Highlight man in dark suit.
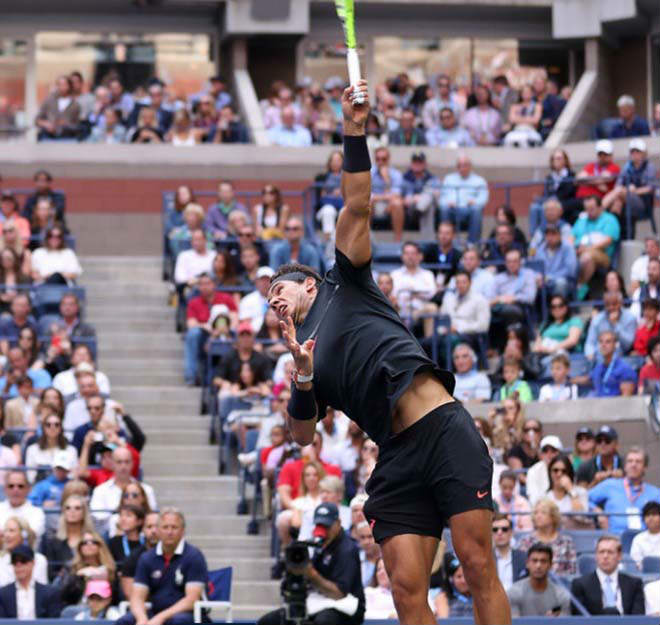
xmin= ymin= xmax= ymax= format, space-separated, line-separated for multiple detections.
xmin=0 ymin=545 xmax=61 ymax=618
xmin=492 ymin=513 xmax=527 ymax=591
xmin=570 ymin=534 xmax=645 ymax=615
xmin=127 ymin=82 xmax=173 ymax=135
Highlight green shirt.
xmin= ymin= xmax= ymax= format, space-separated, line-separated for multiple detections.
xmin=572 ymin=211 xmax=620 ymax=258
xmin=541 ymin=316 xmax=584 ymax=349
xmin=500 ymin=380 xmax=533 ymax=403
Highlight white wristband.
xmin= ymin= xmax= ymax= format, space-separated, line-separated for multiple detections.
xmin=295 ymin=372 xmax=314 ymax=384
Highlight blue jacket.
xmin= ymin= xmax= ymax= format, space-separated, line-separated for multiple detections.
xmin=269 ymin=240 xmax=323 ymax=274
xmin=28 ymin=474 xmax=68 ymax=507
xmin=534 ymin=241 xmax=577 ymax=282
xmin=0 ymin=581 xmax=61 ymax=618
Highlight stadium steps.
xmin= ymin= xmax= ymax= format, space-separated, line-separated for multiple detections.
xmin=80 ymin=256 xmax=279 ymax=620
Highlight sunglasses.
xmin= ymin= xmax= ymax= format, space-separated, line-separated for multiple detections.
xmin=81 ymin=539 xmax=100 ymax=546
xmin=524 ymin=426 xmax=541 ymax=433
xmin=65 ymin=505 xmax=82 ymax=511
xmin=48 ymin=233 xmax=62 ymax=239
xmin=12 ymin=558 xmax=30 ymax=565
xmin=576 ymin=434 xmax=593 ymax=441
xmin=550 ymin=303 xmax=566 ymax=309
xmin=492 ymin=526 xmax=511 ymax=533
xmin=44 ymin=421 xmax=61 ymax=428
xmin=541 ymin=446 xmax=558 ymax=453
xmin=551 ymin=467 xmax=566 ymax=474
xmin=596 ymin=437 xmax=612 ymax=444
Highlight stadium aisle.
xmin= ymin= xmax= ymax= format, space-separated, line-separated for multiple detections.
xmin=80 ymin=256 xmax=278 ymax=620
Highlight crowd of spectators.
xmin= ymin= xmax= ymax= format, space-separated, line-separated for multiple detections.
xmin=34 ymin=71 xmax=248 ymax=144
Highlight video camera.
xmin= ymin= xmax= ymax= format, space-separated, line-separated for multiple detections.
xmin=280 ymin=539 xmax=323 ymax=624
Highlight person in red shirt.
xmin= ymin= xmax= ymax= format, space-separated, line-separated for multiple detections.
xmin=633 ymin=298 xmax=660 ymax=356
xmin=575 ymin=139 xmax=621 ymax=200
xmin=184 ymin=272 xmax=237 ymax=385
xmin=638 ymin=335 xmax=660 ymax=393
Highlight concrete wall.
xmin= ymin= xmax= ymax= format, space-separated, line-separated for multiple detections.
xmin=612 ymin=37 xmax=649 ymax=118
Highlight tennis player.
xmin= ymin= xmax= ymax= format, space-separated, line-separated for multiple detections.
xmin=268 ymin=80 xmax=511 ymax=625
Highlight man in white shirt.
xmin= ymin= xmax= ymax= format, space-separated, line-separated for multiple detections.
xmin=63 ymin=370 xmax=115 ymax=432
xmin=441 ymin=270 xmax=490 ymax=337
xmin=0 ymin=471 xmax=45 ymax=540
xmin=449 ymin=247 xmax=495 ymax=301
xmin=238 ymin=266 xmax=273 ymax=333
xmin=173 ymin=229 xmax=215 ymax=287
xmin=356 ymin=520 xmax=381 ymax=587
xmin=645 ymin=579 xmax=660 ymax=615
xmin=89 ymin=447 xmax=157 ymax=532
xmin=630 ymin=257 xmax=660 ymax=318
xmin=526 ymin=436 xmax=562 ymax=506
xmin=630 ymin=501 xmax=660 ymax=568
xmin=451 ymin=343 xmax=491 ymax=403
xmin=53 ymin=344 xmax=110 ymax=398
xmin=630 ymin=236 xmax=660 ymax=292
xmin=391 ymin=241 xmax=436 ymax=336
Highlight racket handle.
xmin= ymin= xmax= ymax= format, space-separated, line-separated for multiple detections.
xmin=347 ymin=48 xmax=364 ymax=104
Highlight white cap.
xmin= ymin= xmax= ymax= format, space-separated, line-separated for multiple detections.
xmin=595 ymin=139 xmax=613 ymax=155
xmin=629 ymin=138 xmax=647 ymax=152
xmin=256 ymin=266 xmax=275 ymax=279
xmin=53 ymin=449 xmax=74 ymax=471
xmin=209 ymin=304 xmax=230 ymax=326
xmin=540 ymin=435 xmax=563 ymax=451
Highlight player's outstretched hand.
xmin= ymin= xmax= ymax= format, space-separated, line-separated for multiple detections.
xmin=341 ymin=79 xmax=369 ymax=129
xmin=280 ymin=315 xmax=315 ymax=377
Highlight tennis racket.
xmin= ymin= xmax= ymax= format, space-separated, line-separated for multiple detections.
xmin=333 ymin=0 xmax=364 ymax=104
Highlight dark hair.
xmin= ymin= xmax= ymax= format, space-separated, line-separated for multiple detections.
xmin=33 ymin=169 xmax=53 ymax=182
xmin=642 ymin=297 xmax=660 ymax=311
xmin=548 ymin=294 xmax=571 ymax=324
xmin=38 ymin=412 xmax=67 ymax=451
xmin=605 ymin=270 xmax=628 ymax=297
xmin=118 ymin=503 xmax=146 ymax=525
xmin=647 ymin=335 xmax=660 ymax=357
xmin=44 ymin=225 xmax=66 ymax=250
xmin=496 ymin=205 xmax=517 ymax=226
xmin=39 ymin=387 xmax=65 ymax=418
xmin=0 ymin=247 xmax=24 ymax=283
xmin=583 ymin=194 xmax=601 ymax=207
xmin=549 ymin=149 xmax=571 ymax=172
xmin=547 ymin=453 xmax=575 ymax=489
xmin=270 ymin=263 xmax=322 ymax=287
xmin=261 ymin=184 xmax=282 ymax=207
xmin=492 ymin=511 xmax=512 ymax=529
xmin=493 ymin=75 xmax=509 ymax=87
xmin=212 ymin=249 xmax=238 ymax=286
xmin=499 ymin=470 xmax=518 ymax=484
xmin=506 ymin=322 xmax=530 ymax=355
xmin=174 ymin=185 xmax=196 ymax=212
xmin=70 ymin=71 xmax=83 ymax=82
xmin=527 ymin=542 xmax=553 ymax=561
xmin=642 ymin=501 xmax=660 ymax=517
xmin=454 ymin=270 xmax=471 ymax=282
xmin=15 ymin=375 xmax=32 ymax=388
xmin=409 ymin=84 xmax=430 ymax=110
xmin=402 ymin=241 xmax=421 ymax=254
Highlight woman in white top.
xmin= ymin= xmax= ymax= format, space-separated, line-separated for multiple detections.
xmin=31 ymin=225 xmax=82 ymax=284
xmin=630 ymin=501 xmax=660 ymax=568
xmin=545 ymin=454 xmax=589 ymax=529
xmin=24 ymin=409 xmax=77 ymax=483
xmin=503 ymin=84 xmax=543 ymax=148
xmin=0 ymin=516 xmax=48 ymax=585
xmin=251 ymin=184 xmax=290 ymax=240
xmin=167 ymin=109 xmax=199 ymax=146
xmin=365 ymin=558 xmax=397 ymax=619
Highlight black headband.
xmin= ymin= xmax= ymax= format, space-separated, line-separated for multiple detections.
xmin=270 ymin=271 xmax=311 ymax=287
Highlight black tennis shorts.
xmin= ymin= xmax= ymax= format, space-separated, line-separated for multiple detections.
xmin=363 ymin=401 xmax=493 ymax=543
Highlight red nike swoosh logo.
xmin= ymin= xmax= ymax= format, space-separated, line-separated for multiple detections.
xmin=477 ymin=490 xmax=489 ymax=499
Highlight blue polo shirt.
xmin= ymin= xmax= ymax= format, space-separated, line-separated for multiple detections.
xmin=588 ymin=478 xmax=660 ymax=534
xmin=28 ymin=473 xmax=68 ymax=507
xmin=590 ymin=357 xmax=636 ymax=397
xmin=0 ymin=368 xmax=52 ymax=397
xmin=134 ymin=539 xmax=208 ymax=614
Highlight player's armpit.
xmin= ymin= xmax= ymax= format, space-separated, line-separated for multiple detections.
xmin=336 ymin=169 xmax=371 ymax=267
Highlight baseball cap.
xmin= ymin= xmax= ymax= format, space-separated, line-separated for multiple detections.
xmin=75 ymin=362 xmax=95 ymax=376
xmin=596 ymin=425 xmax=618 ymax=441
xmin=629 ymin=138 xmax=647 ymax=153
xmin=10 ymin=544 xmax=34 ymax=564
xmin=209 ymin=304 xmax=230 ymax=326
xmin=575 ymin=427 xmax=594 ymax=439
xmin=411 ymin=152 xmax=426 ymax=162
xmin=595 ymin=139 xmax=613 ymax=155
xmin=540 ymin=435 xmax=563 ymax=451
xmin=53 ymin=449 xmax=74 ymax=471
xmin=237 ymin=320 xmax=254 ymax=335
xmin=85 ymin=580 xmax=112 ymax=599
xmin=256 ymin=266 xmax=275 ymax=280
xmin=313 ymin=502 xmax=339 ymax=527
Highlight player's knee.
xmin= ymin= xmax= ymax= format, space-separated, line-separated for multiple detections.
xmin=390 ymin=572 xmax=427 ymax=613
xmin=460 ymin=548 xmax=493 ymax=588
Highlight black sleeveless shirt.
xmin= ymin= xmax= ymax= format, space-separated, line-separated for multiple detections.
xmin=295 ymin=249 xmax=455 ymax=445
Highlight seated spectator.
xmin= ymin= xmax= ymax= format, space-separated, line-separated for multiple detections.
xmin=401 ymin=152 xmax=440 ymax=237
xmin=50 ymin=292 xmax=95 ymax=343
xmin=205 ymin=180 xmax=248 ymax=239
xmin=630 ymin=236 xmax=660 ymax=292
xmin=107 ymin=504 xmax=145 ymax=568
xmin=489 ymin=249 xmax=537 ymax=350
xmin=545 ymin=453 xmax=589 ymax=528
xmin=632 ymin=298 xmax=660 ymax=355
xmin=0 ymin=517 xmax=48 ymax=584
xmin=0 ymin=220 xmax=32 ymax=277
xmin=507 ymin=543 xmax=570 ymax=616
xmin=489 ymin=396 xmax=525 ymax=460
xmin=210 ymin=104 xmax=249 ymax=143
xmin=166 ymin=109 xmax=199 ymax=146
xmin=35 ymin=75 xmax=80 ymax=141
xmin=268 ymin=105 xmax=312 ymax=147
xmin=517 ymin=499 xmax=577 ymax=575
xmin=388 ymin=107 xmax=426 ymax=146
xmin=426 ymin=106 xmax=474 ymax=148
xmin=570 ymin=427 xmax=596 ymax=473
xmin=391 ymin=241 xmax=436 ymax=336
xmin=638 ymin=335 xmax=660 ymax=393
xmin=576 ymin=139 xmax=620 ymax=202
xmin=539 ymin=352 xmax=578 ymax=402
xmin=434 ymin=554 xmax=474 ymax=618
xmin=0 ymin=346 xmax=52 ymax=396
xmin=495 ymin=470 xmax=532 ymax=531
xmin=451 ymin=343 xmax=491 ymax=402
xmin=0 ymin=544 xmax=61 ymax=618
xmin=62 ymin=370 xmax=111 ymax=430
xmin=609 ymin=94 xmax=650 ymax=139
xmin=0 ymin=193 xmax=30 ymax=244
xmin=576 ymin=425 xmax=622 ymax=488
xmin=31 ymin=226 xmax=81 ymax=285
xmin=353 ymin=438 xmax=378 ymax=495
xmin=192 ymin=93 xmax=218 ymax=141
xmin=183 ymin=272 xmax=237 ymax=386
xmin=173 ymin=229 xmax=215 ymax=291
xmin=536 ymin=77 xmax=567 ymax=139
xmin=107 ymin=78 xmax=134 ymax=124
xmin=631 ymin=258 xmax=660 ymax=319
xmin=70 ymin=529 xmax=116 ymax=585
xmin=450 ymin=247 xmax=494 ymax=301
xmin=53 ymin=344 xmax=110 ymax=397
xmin=462 ymin=84 xmax=501 ymax=146
xmin=526 ymin=435 xmax=562 ymax=506
xmin=364 ymin=557 xmax=397 ymax=619
xmin=88 ymin=107 xmax=126 ymax=143
xmin=498 ymin=357 xmax=532 ymax=402
xmin=298 ymin=475 xmax=351 ymax=540
xmin=438 ymin=154 xmax=488 ymax=243
xmin=491 ymin=75 xmax=518 ymax=132
xmin=29 ymin=197 xmax=62 ymax=251
xmin=630 ymin=501 xmax=660 ymax=568
xmin=127 ymin=82 xmax=173 ymax=135
xmin=370 ymin=146 xmax=405 ymax=241
xmin=18 ymin=327 xmax=46 ymax=373
xmin=89 ymin=447 xmax=157 ymax=532
xmin=355 ymin=520 xmax=381 ymax=590
xmin=252 ymin=184 xmax=290 ymax=240
xmin=119 ymin=510 xmax=160 ymax=600
xmin=4 ymin=374 xmax=38 ymax=431
xmin=582 ymin=196 xmax=625 ymax=273
xmin=0 ymin=471 xmax=46 ymax=539
xmin=270 ymin=217 xmax=322 ymax=273
xmin=165 ymin=184 xmax=195 ymax=236
xmin=0 ymin=294 xmax=37 ymax=356
xmin=169 ymin=203 xmax=212 ymax=247
xmin=69 ymin=71 xmax=95 ymax=123
xmin=238 ymin=243 xmax=262 ymax=285
xmin=491 ymin=513 xmax=527 ymax=592
xmin=588 ymin=330 xmax=637 ymax=397
xmin=262 ymin=85 xmax=302 ymax=129
xmin=314 ymin=151 xmax=343 ymax=240
xmin=585 ymin=293 xmax=636 ymax=361
xmin=128 ymin=107 xmax=164 ymax=143
xmin=86 ymin=84 xmax=111 ymax=129
xmin=239 ymin=265 xmax=274 ymax=333
xmin=105 ymin=481 xmax=152 ymax=539
xmin=505 ymin=416 xmax=540 ymax=473
xmin=27 ymin=448 xmax=74 ymax=509
xmin=503 ymin=84 xmax=542 ymax=148
xmin=22 ymin=169 xmax=66 ymax=224
xmin=532 ymin=295 xmax=584 ymax=358
xmin=489 ymin=205 xmax=528 ymax=250
xmin=76 ymin=580 xmax=120 ymax=621
xmin=483 ymin=223 xmax=526 ymax=269
xmin=603 ymin=138 xmax=656 ymax=238
xmin=423 ymin=221 xmax=462 ymax=288
xmin=533 ymin=223 xmax=577 ymax=298
xmin=571 ymin=534 xmax=645 ymax=615
xmin=422 ymin=74 xmax=463 ymax=130
xmin=211 ymin=249 xmax=242 ymax=296
xmin=25 ymin=410 xmax=77 ymax=483
xmin=589 ymin=446 xmax=660 ymax=534
xmin=39 ymin=493 xmax=94 ymax=582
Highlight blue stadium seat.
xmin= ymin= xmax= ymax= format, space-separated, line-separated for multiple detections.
xmin=577 ymin=553 xmax=596 ymax=575
xmin=372 ymin=241 xmax=402 ymax=264
xmin=194 ymin=566 xmax=232 ymax=622
xmin=567 ymin=530 xmax=605 ymax=555
xmin=621 ymin=528 xmax=641 ymax=554
xmin=32 ymin=285 xmax=86 ymax=318
xmin=643 ymin=556 xmax=660 ymax=574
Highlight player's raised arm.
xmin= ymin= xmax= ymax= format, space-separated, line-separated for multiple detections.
xmin=336 ymin=80 xmax=372 ymax=267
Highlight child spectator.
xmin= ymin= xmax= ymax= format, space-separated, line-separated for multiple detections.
xmin=499 ymin=358 xmax=533 ymax=403
xmin=630 ymin=501 xmax=660 ymax=569
xmin=632 ymin=298 xmax=660 ymax=356
xmin=638 ymin=336 xmax=660 ymax=393
xmin=539 ymin=352 xmax=578 ymax=401
xmin=494 ymin=470 xmax=532 ymax=531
